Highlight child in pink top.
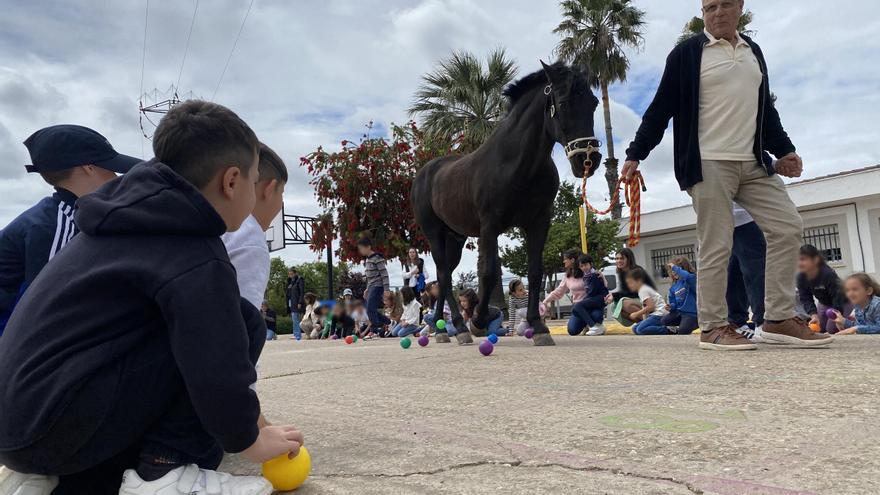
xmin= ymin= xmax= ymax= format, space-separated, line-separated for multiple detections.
xmin=543 ymin=249 xmax=587 ymax=310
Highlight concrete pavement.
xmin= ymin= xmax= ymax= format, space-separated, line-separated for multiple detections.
xmin=222 ymin=334 xmax=880 ymax=494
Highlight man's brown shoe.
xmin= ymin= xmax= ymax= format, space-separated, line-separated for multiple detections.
xmin=699 ymin=325 xmax=758 ymax=351
xmin=763 ymin=318 xmax=834 ymax=346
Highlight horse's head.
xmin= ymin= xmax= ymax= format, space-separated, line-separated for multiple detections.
xmin=540 ymin=61 xmax=602 ymax=179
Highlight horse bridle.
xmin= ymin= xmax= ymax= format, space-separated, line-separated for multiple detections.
xmin=544 ymin=84 xmax=601 ymax=168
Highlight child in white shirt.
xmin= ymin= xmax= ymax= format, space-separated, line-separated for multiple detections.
xmin=391 ymin=287 xmax=422 ymax=337
xmin=626 ymin=267 xmax=671 ymax=335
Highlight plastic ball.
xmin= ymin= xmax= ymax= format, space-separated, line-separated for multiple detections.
xmin=262 ymin=446 xmax=311 ymax=491
xmin=524 ymin=328 xmax=534 ymax=339
xmin=400 ymin=337 xmax=412 ymax=349
xmin=436 ymin=319 xmax=447 ymax=330
xmin=417 ymin=335 xmax=429 ymax=347
xmin=344 ymin=335 xmax=354 ymax=344
xmin=808 ymin=322 xmax=821 ymax=333
xmin=487 ymin=333 xmax=499 ymax=344
xmin=351 ymin=334 xmax=358 ymax=343
xmin=478 ymin=340 xmax=494 ymax=356
xmin=538 ymin=303 xmax=547 ymax=317
xmin=825 ymin=308 xmax=838 ymax=320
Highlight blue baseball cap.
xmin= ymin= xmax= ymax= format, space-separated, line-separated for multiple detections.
xmin=23 ymin=124 xmax=141 ymax=174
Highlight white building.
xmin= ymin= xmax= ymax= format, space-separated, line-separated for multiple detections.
xmin=619 ymin=165 xmax=880 ymax=294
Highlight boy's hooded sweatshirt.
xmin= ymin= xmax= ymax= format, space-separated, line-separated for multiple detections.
xmin=667 ymin=265 xmax=697 ymax=315
xmin=0 ymin=161 xmax=261 ymax=454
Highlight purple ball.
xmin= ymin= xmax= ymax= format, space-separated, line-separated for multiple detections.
xmin=524 ymin=328 xmax=534 ymax=339
xmin=478 ymin=340 xmax=494 ymax=356
xmin=417 ymin=335 xmax=429 ymax=347
xmin=825 ymin=308 xmax=838 ymax=319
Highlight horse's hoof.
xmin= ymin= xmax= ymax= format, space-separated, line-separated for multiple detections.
xmin=435 ymin=333 xmax=451 ymax=343
xmin=532 ymin=333 xmax=556 ymax=346
xmin=456 ymin=332 xmax=474 ymax=345
xmin=470 ymin=327 xmax=487 ymax=337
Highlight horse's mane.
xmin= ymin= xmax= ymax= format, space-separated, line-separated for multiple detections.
xmin=503 ymin=62 xmax=590 ymax=108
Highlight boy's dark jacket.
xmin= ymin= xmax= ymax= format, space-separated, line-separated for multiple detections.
xmin=0 ymin=161 xmax=261 ymax=453
xmin=582 ymin=270 xmax=609 ymax=307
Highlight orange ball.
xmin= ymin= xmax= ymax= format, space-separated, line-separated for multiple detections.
xmin=808 ymin=322 xmax=821 ymax=333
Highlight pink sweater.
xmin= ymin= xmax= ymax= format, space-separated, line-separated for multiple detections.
xmin=543 ymin=276 xmax=586 ymax=305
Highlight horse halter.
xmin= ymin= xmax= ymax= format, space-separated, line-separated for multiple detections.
xmin=544 ymin=84 xmax=601 ymax=169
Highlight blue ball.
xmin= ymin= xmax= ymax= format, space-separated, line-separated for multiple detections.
xmin=487 ymin=333 xmax=499 ymax=344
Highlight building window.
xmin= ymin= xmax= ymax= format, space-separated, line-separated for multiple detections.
xmin=803 ymin=225 xmax=843 ymax=263
xmin=650 ymin=245 xmax=697 ymax=280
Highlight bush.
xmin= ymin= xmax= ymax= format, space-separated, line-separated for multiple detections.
xmin=276 ymin=315 xmax=293 ymax=335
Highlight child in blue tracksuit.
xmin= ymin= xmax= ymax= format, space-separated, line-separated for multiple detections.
xmin=662 ymin=257 xmax=698 ymax=334
xmin=569 ymin=254 xmax=609 ymax=336
xmin=833 ymin=273 xmax=880 ymax=335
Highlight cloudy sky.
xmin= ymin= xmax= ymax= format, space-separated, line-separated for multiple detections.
xmin=1 ymin=0 xmax=878 ymax=284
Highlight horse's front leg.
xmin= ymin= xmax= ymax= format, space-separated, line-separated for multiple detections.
xmin=473 ymin=229 xmax=499 ymax=336
xmin=525 ymin=216 xmax=554 ymax=346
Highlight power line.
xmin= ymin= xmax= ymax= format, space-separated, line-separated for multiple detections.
xmin=211 ymin=0 xmax=255 ymax=100
xmin=176 ymin=0 xmax=200 ymax=92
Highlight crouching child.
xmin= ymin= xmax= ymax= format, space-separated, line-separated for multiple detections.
xmin=0 ymin=101 xmax=302 ymax=495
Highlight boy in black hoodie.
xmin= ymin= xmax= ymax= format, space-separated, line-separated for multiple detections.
xmin=0 ymin=101 xmax=301 ymax=495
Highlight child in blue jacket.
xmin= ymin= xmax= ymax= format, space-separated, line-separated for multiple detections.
xmin=661 ymin=257 xmax=698 ymax=334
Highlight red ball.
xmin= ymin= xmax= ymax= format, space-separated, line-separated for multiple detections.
xmin=344 ymin=335 xmax=354 ymax=344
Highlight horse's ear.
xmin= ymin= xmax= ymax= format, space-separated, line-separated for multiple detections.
xmin=540 ymin=60 xmax=554 ymax=83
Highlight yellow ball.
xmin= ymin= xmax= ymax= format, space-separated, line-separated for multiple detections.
xmin=261 ymin=446 xmax=311 ymax=491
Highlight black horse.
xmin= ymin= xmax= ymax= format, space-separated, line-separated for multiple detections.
xmin=412 ymin=61 xmax=602 ymax=346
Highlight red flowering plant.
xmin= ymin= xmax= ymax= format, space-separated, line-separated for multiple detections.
xmin=301 ymin=122 xmax=455 ymax=263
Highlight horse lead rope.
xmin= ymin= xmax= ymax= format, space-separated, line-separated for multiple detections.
xmin=581 ymin=172 xmax=646 ymax=248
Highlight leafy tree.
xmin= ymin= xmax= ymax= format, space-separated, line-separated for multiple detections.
xmin=677 ymin=10 xmax=755 ymax=44
xmin=302 ymin=122 xmax=453 ymax=264
xmin=265 ymin=257 xmax=290 ymax=314
xmin=501 ymin=181 xmax=621 ymax=288
xmin=554 ymin=0 xmax=646 ymax=219
xmin=409 ymin=49 xmax=518 ymax=153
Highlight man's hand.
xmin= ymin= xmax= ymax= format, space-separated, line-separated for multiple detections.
xmin=775 ymin=152 xmax=803 ymax=178
xmin=622 ymin=160 xmax=640 ymax=181
xmin=242 ymin=425 xmax=304 ymax=463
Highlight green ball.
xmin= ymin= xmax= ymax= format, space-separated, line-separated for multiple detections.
xmin=436 ymin=319 xmax=446 ymax=330
xmin=400 ymin=337 xmax=412 ymax=349
xmin=351 ymin=334 xmax=358 ymax=343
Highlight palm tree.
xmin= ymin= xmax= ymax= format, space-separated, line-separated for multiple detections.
xmin=408 ymin=49 xmax=518 ymax=153
xmin=677 ymin=10 xmax=755 ymax=44
xmin=554 ymin=0 xmax=645 ymax=219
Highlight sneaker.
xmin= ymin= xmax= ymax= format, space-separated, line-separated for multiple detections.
xmin=763 ymin=318 xmax=834 ymax=347
xmin=734 ymin=325 xmax=755 ymax=341
xmin=699 ymin=325 xmax=757 ymax=351
xmin=119 ymin=465 xmax=273 ymax=495
xmin=585 ymin=325 xmax=606 ymax=336
xmin=0 ymin=467 xmax=58 ymax=495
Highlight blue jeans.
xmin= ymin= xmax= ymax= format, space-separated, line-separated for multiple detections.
xmin=392 ymin=323 xmax=420 ymax=337
xmin=266 ymin=328 xmax=277 ymax=340
xmin=290 ymin=312 xmax=301 ymax=340
xmin=727 ymin=221 xmax=766 ymax=327
xmin=569 ymin=300 xmax=605 ymax=335
xmin=425 ymin=311 xmax=457 ymax=335
xmin=633 ymin=314 xmax=669 ymax=335
xmin=366 ymin=286 xmax=391 ymax=327
xmin=486 ymin=314 xmax=505 ymax=336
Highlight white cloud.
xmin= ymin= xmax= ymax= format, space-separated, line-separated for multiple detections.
xmin=0 ymin=0 xmax=877 ymax=285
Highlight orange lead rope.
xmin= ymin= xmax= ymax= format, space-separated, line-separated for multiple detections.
xmin=581 ymin=172 xmax=646 ymax=248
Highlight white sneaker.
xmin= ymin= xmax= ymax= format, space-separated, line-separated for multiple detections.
xmin=0 ymin=467 xmax=58 ymax=495
xmin=585 ymin=325 xmax=606 ymax=336
xmin=119 ymin=465 xmax=272 ymax=495
xmin=734 ymin=325 xmax=756 ymax=341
